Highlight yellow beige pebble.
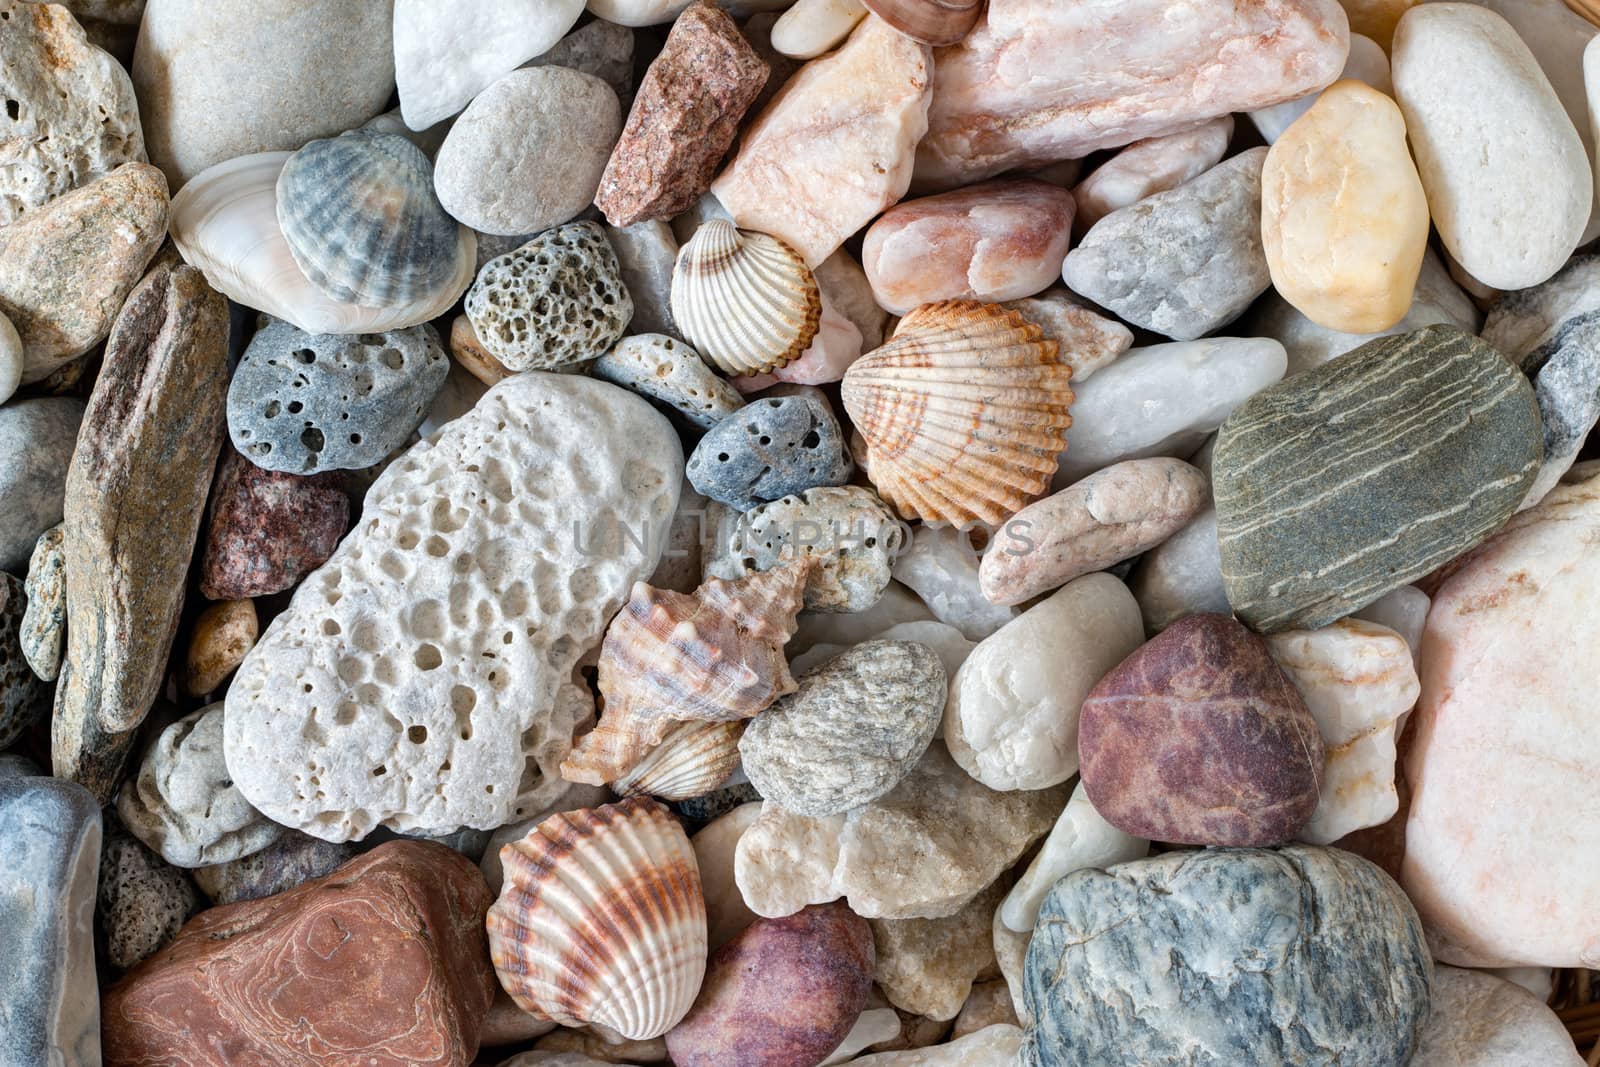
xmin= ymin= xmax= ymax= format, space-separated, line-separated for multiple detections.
xmin=183 ymin=598 xmax=258 ymax=697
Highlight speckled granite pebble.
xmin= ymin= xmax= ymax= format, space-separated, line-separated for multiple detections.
xmin=192 ymin=829 xmax=360 ymax=905
xmin=688 ymin=395 xmax=853 ymax=510
xmin=98 ymin=819 xmax=201 ymax=973
xmin=198 ymin=447 xmax=350 ymax=600
xmin=20 ymin=523 xmax=65 ymax=681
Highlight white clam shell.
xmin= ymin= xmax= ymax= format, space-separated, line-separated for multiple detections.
xmin=612 ymin=720 xmax=745 ymax=801
xmin=170 ymin=152 xmax=475 ymax=335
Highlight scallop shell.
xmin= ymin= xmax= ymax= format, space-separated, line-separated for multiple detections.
xmin=560 ymin=558 xmax=810 ymax=784
xmin=170 ymin=152 xmax=476 ymax=335
xmin=487 ymin=798 xmax=707 ymax=1040
xmin=863 ymin=0 xmax=984 ymax=45
xmin=669 ymin=220 xmax=821 ymax=377
xmin=276 ymin=129 xmax=464 ymax=306
xmin=842 ymin=300 xmax=1073 ymax=526
xmin=611 ymin=720 xmax=745 ymax=801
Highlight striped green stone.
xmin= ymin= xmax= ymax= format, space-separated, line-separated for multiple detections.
xmin=1214 ymin=324 xmax=1541 ymax=633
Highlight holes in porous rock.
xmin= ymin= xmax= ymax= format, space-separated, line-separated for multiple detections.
xmin=287 ymin=400 xmax=303 ymax=415
xmin=407 ymin=725 xmax=428 ymax=744
xmin=321 ymin=619 xmax=341 ymax=636
xmin=349 ymin=433 xmax=361 ymax=446
xmin=372 ymin=765 xmax=387 ymax=777
xmin=379 ymin=348 xmax=403 ymax=370
xmin=802 ymin=431 xmax=820 ymax=449
xmin=450 ymin=685 xmax=476 ymax=717
xmin=264 ymin=400 xmax=280 ymax=419
xmin=292 ymin=349 xmax=316 ymax=365
xmin=413 ymin=644 xmax=443 ymax=670
xmin=396 ymin=531 xmax=419 ymax=550
xmin=335 ymin=702 xmax=358 ymax=725
xmin=301 ymin=428 xmax=324 ymax=453
xmin=1 ymin=101 xmax=13 ymax=124
xmin=424 ymin=535 xmax=450 ymax=558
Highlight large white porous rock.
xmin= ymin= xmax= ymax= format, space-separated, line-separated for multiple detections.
xmin=1412 ymin=965 xmax=1585 ymax=1066
xmin=224 ymin=374 xmax=682 ymax=842
xmin=1392 ymin=3 xmax=1590 ymax=290
xmin=944 ymin=574 xmax=1144 ymax=792
xmin=1403 ymin=466 xmax=1600 ymax=966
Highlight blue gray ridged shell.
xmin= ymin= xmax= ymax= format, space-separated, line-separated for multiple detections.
xmin=275 ymin=130 xmax=465 ymax=307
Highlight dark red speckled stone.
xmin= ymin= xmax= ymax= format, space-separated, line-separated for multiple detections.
xmin=198 ymin=446 xmax=349 ymax=600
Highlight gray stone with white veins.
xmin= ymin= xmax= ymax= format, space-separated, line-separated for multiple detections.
xmin=740 ymin=640 xmax=945 ymax=817
xmin=688 ymin=395 xmax=854 ymax=511
xmin=1021 ymin=845 xmax=1432 ymax=1067
xmin=593 ymin=333 xmax=742 ymax=429
xmin=1063 ymin=148 xmax=1271 ymax=341
xmin=0 ymin=397 xmax=85 ymax=571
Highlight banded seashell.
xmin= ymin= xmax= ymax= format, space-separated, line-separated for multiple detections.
xmin=612 ymin=720 xmax=745 ymax=802
xmin=170 ymin=152 xmax=476 ymax=335
xmin=560 ymin=559 xmax=810 ymax=784
xmin=486 ymin=798 xmax=707 ymax=1040
xmin=863 ymin=0 xmax=985 ymax=45
xmin=276 ymin=129 xmax=465 ymax=307
xmin=669 ymin=220 xmax=821 ymax=377
xmin=842 ymin=300 xmax=1074 ymax=526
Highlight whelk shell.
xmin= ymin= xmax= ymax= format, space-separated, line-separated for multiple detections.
xmin=170 ymin=152 xmax=475 ymax=335
xmin=560 ymin=558 xmax=810 ymax=784
xmin=276 ymin=129 xmax=464 ymax=307
xmin=863 ymin=0 xmax=985 ymax=46
xmin=669 ymin=220 xmax=821 ymax=377
xmin=612 ymin=720 xmax=746 ymax=802
xmin=486 ymin=797 xmax=707 ymax=1040
xmin=841 ymin=300 xmax=1073 ymax=526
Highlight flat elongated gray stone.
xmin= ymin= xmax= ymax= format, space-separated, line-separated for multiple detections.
xmin=1021 ymin=846 xmax=1432 ymax=1067
xmin=0 ymin=777 xmax=102 ymax=1067
xmin=1063 ymin=149 xmax=1270 ymax=342
xmin=0 ymin=397 xmax=85 ymax=571
xmin=1214 ymin=324 xmax=1542 ymax=633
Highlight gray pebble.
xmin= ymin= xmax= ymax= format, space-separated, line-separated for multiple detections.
xmin=192 ymin=828 xmax=360 ymax=905
xmin=673 ymin=780 xmax=762 ymax=823
xmin=0 ymin=572 xmax=48 ymax=749
xmin=97 ymin=819 xmax=200 ymax=973
xmin=688 ymin=395 xmax=853 ymax=510
xmin=227 ymin=319 xmax=449 ymax=474
xmin=527 ymin=20 xmax=637 ymax=111
xmin=606 ymin=219 xmax=679 ymax=337
xmin=0 ymin=397 xmax=84 ymax=571
xmin=593 ymin=333 xmax=742 ymax=429
xmin=0 ymin=753 xmax=41 ymax=779
xmin=20 ymin=524 xmax=64 ymax=682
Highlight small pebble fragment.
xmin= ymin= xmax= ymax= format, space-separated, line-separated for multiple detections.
xmin=999 ymin=290 xmax=1131 ymax=382
xmin=771 ymin=0 xmax=867 ymax=59
xmin=951 ymin=983 xmax=1019 ymax=1042
xmin=97 ymin=819 xmax=201 ymax=973
xmin=0 ymin=573 xmax=49 ymax=748
xmin=890 ymin=526 xmax=1017 ymax=642
xmin=1 ymin=397 xmax=84 ymax=577
xmin=1412 ymin=965 xmax=1585 ymax=1066
xmin=606 ymin=220 xmax=681 ymax=338
xmin=687 ymin=395 xmax=853 ymax=510
xmin=1000 ymin=781 xmax=1146 ymax=933
xmin=1071 ymin=117 xmax=1233 ymax=232
xmin=594 ymin=334 xmax=743 ymax=429
xmin=20 ymin=524 xmax=66 ymax=681
xmin=192 ymin=829 xmax=359 ymax=906
xmin=182 ymin=599 xmax=258 ymax=697
xmin=870 ymin=878 xmax=1005 ymax=1021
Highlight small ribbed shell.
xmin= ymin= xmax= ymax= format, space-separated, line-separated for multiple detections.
xmin=669 ymin=220 xmax=821 ymax=377
xmin=863 ymin=0 xmax=984 ymax=45
xmin=276 ymin=130 xmax=466 ymax=307
xmin=560 ymin=559 xmax=810 ymax=784
xmin=612 ymin=720 xmax=745 ymax=801
xmin=842 ymin=300 xmax=1074 ymax=526
xmin=486 ymin=798 xmax=707 ymax=1040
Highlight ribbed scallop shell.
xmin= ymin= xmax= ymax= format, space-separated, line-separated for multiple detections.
xmin=669 ymin=220 xmax=821 ymax=377
xmin=486 ymin=798 xmax=707 ymax=1040
xmin=276 ymin=129 xmax=464 ymax=306
xmin=560 ymin=559 xmax=810 ymax=784
xmin=863 ymin=0 xmax=985 ymax=45
xmin=612 ymin=720 xmax=745 ymax=801
xmin=842 ymin=300 xmax=1074 ymax=526
xmin=170 ymin=152 xmax=476 ymax=335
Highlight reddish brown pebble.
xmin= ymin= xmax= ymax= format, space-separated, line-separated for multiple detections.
xmin=666 ymin=901 xmax=875 ymax=1067
xmin=102 ymin=841 xmax=496 ymax=1067
xmin=198 ymin=446 xmax=349 ymax=600
xmin=1077 ymin=613 xmax=1325 ymax=847
xmin=595 ymin=3 xmax=769 ymax=228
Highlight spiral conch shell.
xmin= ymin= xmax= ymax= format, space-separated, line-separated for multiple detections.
xmin=560 ymin=558 xmax=811 ymax=784
xmin=842 ymin=300 xmax=1074 ymax=526
xmin=487 ymin=798 xmax=707 ymax=1040
xmin=669 ymin=219 xmax=821 ymax=377
xmin=612 ymin=720 xmax=745 ymax=802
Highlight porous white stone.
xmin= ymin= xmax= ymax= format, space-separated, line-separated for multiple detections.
xmin=891 ymin=525 xmax=1017 ymax=641
xmin=224 ymin=374 xmax=683 ymax=841
xmin=593 ymin=334 xmax=742 ymax=429
xmin=1000 ymin=781 xmax=1147 ymax=934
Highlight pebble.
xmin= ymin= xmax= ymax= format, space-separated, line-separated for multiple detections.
xmin=20 ymin=524 xmax=65 ymax=681
xmin=606 ymin=220 xmax=680 ymax=338
xmin=597 ymin=3 xmax=768 ymax=228
xmin=197 ymin=447 xmax=350 ymax=600
xmin=950 ymin=982 xmax=1019 ymax=1042
xmin=770 ymin=0 xmax=865 ymax=59
xmin=979 ymin=459 xmax=1208 ymax=607
xmin=226 ymin=318 xmax=448 ymax=474
xmin=1392 ymin=3 xmax=1590 ymax=290
xmin=1262 ymin=80 xmax=1430 ymax=334
xmin=1064 ymin=148 xmax=1271 ymax=342
xmin=1128 ymin=508 xmax=1228 ymax=636
xmin=224 ymin=375 xmax=681 ymax=841
xmin=1055 ymin=337 xmax=1286 ymax=485
xmin=97 ymin=819 xmax=200 ymax=973
xmin=181 ymin=598 xmax=258 ymax=697
xmin=667 ymin=902 xmax=874 ymax=1067
xmin=132 ymin=0 xmax=395 ymax=188
xmin=435 ymin=67 xmax=621 ymax=237
xmin=448 ymin=314 xmax=512 ymax=385
xmin=1079 ymin=613 xmax=1326 ymax=846
xmin=0 ymin=571 xmax=49 ymax=748
xmin=822 ymin=1006 xmax=903 ymax=1065
xmin=0 ymin=776 xmax=102 ymax=1067
xmin=1250 ymin=34 xmax=1393 ymax=143
xmin=1 ymin=0 xmax=141 ymax=226
xmin=740 ymin=640 xmax=945 ymax=817
xmin=1403 ymin=468 xmax=1600 ymax=966
xmin=788 ymin=579 xmax=933 ymax=656
xmin=392 ymin=0 xmax=585 ymax=131
xmin=734 ymin=743 xmax=1065 ymax=920
xmin=54 ymin=263 xmax=230 ymax=803
xmin=0 ymin=162 xmax=168 ymax=384
xmin=593 ymin=334 xmax=742 ymax=429
xmin=1340 ymin=0 xmax=1418 ymax=50
xmin=853 ymin=1025 xmax=1023 ymax=1066
xmin=1000 ymin=781 xmax=1146 ymax=933
xmin=587 ymin=0 xmax=693 ymax=26
xmin=1353 ymin=584 xmax=1430 ymax=656
xmin=1021 ymin=847 xmax=1431 ymax=1067
xmin=119 ymin=702 xmax=283 ymax=868
xmin=915 ymin=0 xmax=1346 ymax=189
xmin=527 ymin=20 xmax=637 ymax=108
xmin=1000 ymin=290 xmax=1132 ymax=382
xmin=464 ymin=222 xmax=634 ymax=371
xmin=712 ymin=15 xmax=933 ymax=267
xmin=890 ymin=525 xmax=1017 ymax=641
xmin=687 ymin=395 xmax=853 ymax=510
xmin=1214 ymin=325 xmax=1542 ymax=633
xmin=945 ymin=575 xmax=1143 ymax=793
xmin=1412 ymin=965 xmax=1585 ymax=1066
xmin=192 ymin=828 xmax=359 ymax=905
xmin=101 ymin=842 xmax=496 ymax=1067
xmin=870 ymin=878 xmax=1005 ymax=1021
xmin=0 ymin=399 xmax=84 ymax=571
xmin=1071 ymin=117 xmax=1234 ymax=232
xmin=705 ymin=485 xmax=905 ymax=613
xmin=861 ymin=179 xmax=1076 ymax=315
xmin=0 ymin=310 xmax=19 ymax=404
xmin=691 ymin=801 xmax=763 ymax=951
xmin=816 ymin=249 xmax=889 ymax=353
xmin=673 ymin=780 xmax=764 ymax=824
